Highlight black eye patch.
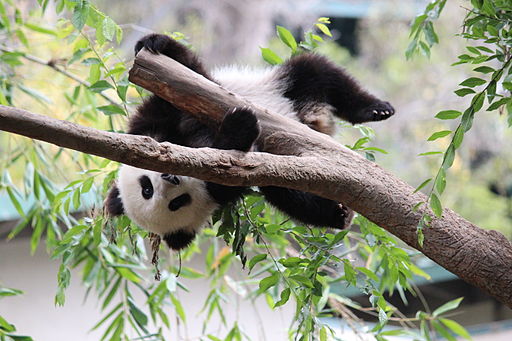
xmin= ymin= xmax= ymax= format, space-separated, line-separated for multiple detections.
xmin=168 ymin=193 xmax=191 ymax=211
xmin=139 ymin=175 xmax=154 ymax=199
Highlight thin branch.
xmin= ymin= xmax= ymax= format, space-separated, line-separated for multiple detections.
xmin=0 ymin=46 xmax=120 ymax=106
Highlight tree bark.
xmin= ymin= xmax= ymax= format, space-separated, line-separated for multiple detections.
xmin=1 ymin=49 xmax=511 ymax=308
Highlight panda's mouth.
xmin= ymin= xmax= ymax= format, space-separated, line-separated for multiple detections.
xmin=168 ymin=193 xmax=192 ymax=211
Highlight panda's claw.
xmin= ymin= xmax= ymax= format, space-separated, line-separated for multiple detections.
xmin=360 ymin=101 xmax=395 ymax=122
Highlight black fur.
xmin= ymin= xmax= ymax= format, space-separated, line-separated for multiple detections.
xmin=163 ymin=230 xmax=196 ymax=250
xmin=105 ymin=33 xmax=396 ymax=248
xmin=206 ymin=107 xmax=260 ymax=205
xmin=260 ymin=187 xmax=354 ymax=229
xmin=105 ymin=185 xmax=124 ymax=216
xmin=168 ymin=193 xmax=192 ymax=211
xmin=279 ymin=53 xmax=394 ymax=126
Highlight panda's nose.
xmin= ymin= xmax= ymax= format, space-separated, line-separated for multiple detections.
xmin=161 ymin=173 xmax=180 ymax=185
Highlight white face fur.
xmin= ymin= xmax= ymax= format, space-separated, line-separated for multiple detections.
xmin=117 ymin=165 xmax=219 ymax=236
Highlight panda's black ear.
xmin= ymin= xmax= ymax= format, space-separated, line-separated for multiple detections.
xmin=104 ymin=185 xmax=124 ymax=216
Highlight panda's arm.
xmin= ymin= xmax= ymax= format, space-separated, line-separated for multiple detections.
xmin=280 ymin=53 xmax=395 ymax=125
xmin=206 ymin=107 xmax=260 ymax=205
xmin=259 ymin=186 xmax=354 ymax=230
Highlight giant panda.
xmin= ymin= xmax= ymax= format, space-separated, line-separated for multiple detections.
xmin=105 ymin=33 xmax=395 ymax=251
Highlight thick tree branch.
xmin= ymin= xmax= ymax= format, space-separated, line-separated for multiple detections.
xmin=1 ymin=50 xmax=511 ymax=308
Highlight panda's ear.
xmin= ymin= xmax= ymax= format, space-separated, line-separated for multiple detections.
xmin=104 ymin=184 xmax=124 ymax=216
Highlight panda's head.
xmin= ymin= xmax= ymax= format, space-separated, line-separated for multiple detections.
xmin=105 ymin=165 xmax=219 ymax=250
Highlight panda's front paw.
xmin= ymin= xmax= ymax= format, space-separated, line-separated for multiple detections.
xmin=135 ymin=33 xmax=174 ymax=56
xmin=362 ymin=101 xmax=395 ymax=122
xmin=214 ymin=107 xmax=260 ymax=151
xmin=338 ymin=203 xmax=355 ymax=229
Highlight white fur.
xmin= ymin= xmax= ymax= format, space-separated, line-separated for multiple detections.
xmin=213 ymin=66 xmax=298 ymax=120
xmin=117 ymin=165 xmax=218 ymax=235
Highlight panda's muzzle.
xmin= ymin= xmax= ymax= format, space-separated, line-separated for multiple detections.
xmin=161 ymin=173 xmax=180 ymax=185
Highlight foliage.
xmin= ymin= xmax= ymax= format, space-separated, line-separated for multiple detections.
xmin=0 ymin=287 xmax=33 ymax=341
xmin=408 ymin=0 xmax=512 ymax=244
xmin=0 ymin=1 xmax=478 ymax=341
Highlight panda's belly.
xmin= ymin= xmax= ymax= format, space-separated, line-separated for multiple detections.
xmin=213 ymin=66 xmax=298 ymax=120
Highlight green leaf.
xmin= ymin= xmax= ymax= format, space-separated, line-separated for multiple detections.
xmin=248 ymin=254 xmax=267 ymax=271
xmin=454 ymin=88 xmax=476 ymax=97
xmin=170 ymin=294 xmax=187 ymax=322
xmin=97 ymin=104 xmax=125 ymax=116
xmin=356 ymin=267 xmax=379 ymax=282
xmin=128 ymin=299 xmax=148 ymax=331
xmin=413 ymin=178 xmax=432 ymax=194
xmin=276 ymin=26 xmax=297 ymax=52
xmin=260 ymin=47 xmax=283 ymax=65
xmin=440 ymin=318 xmax=472 ymax=340
xmin=452 ymin=127 xmax=464 ymax=148
xmin=435 ymin=110 xmax=462 ymax=120
xmin=430 ymin=193 xmax=442 ymax=218
xmin=279 ymin=257 xmax=303 ymax=268
xmin=61 ymin=224 xmax=88 ymax=243
xmin=24 ymin=22 xmax=57 ymax=36
xmin=89 ymin=80 xmax=113 ymax=93
xmin=432 ymin=321 xmax=457 ymax=341
xmin=259 ymin=273 xmax=279 ymax=292
xmin=290 ymin=275 xmax=314 ymax=288
xmin=435 ymin=168 xmax=447 ymax=195
xmin=442 ymin=145 xmax=455 ymax=169
xmin=115 ymin=267 xmax=141 ymax=283
xmin=316 ymin=23 xmax=332 ymax=37
xmin=459 ymin=77 xmax=486 ymax=87
xmin=71 ymin=0 xmax=89 ymax=31
xmin=433 ymin=297 xmax=463 ymax=317
xmin=427 ymin=130 xmax=451 ymax=141
xmin=274 ymin=288 xmax=291 ymax=307
xmin=265 ymin=224 xmax=281 ymax=234
xmin=102 ymin=16 xmax=116 ymax=41
xmin=487 ymin=97 xmax=510 ymax=111
xmin=0 ymin=315 xmax=15 ymax=332
xmin=329 ymin=230 xmax=349 ymax=246
xmin=0 ymin=287 xmax=23 ymax=297
xmin=319 ymin=326 xmax=328 ymax=341
xmin=473 ymin=66 xmax=494 ymax=73
xmin=418 ymin=151 xmax=443 ymax=156
xmin=18 ymin=84 xmax=52 ymax=104
xmin=6 ymin=187 xmax=24 ymax=217
xmin=101 ymin=277 xmax=121 ymax=309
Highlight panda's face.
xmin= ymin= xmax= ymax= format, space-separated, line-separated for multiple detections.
xmin=117 ymin=165 xmax=219 ymax=236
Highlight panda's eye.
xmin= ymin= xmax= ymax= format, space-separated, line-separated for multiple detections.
xmin=138 ymin=175 xmax=154 ymax=200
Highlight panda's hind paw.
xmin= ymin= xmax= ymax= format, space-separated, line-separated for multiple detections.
xmin=363 ymin=101 xmax=395 ymax=122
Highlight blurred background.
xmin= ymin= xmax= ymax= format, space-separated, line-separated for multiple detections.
xmin=1 ymin=0 xmax=512 ymax=340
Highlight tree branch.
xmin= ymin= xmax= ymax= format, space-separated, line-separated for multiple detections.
xmin=1 ymin=49 xmax=511 ymax=308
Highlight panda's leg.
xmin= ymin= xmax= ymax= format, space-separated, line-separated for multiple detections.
xmin=135 ymin=33 xmax=211 ymax=79
xmin=259 ymin=186 xmax=354 ymax=229
xmin=206 ymin=107 xmax=260 ymax=204
xmin=279 ymin=53 xmax=395 ymax=125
